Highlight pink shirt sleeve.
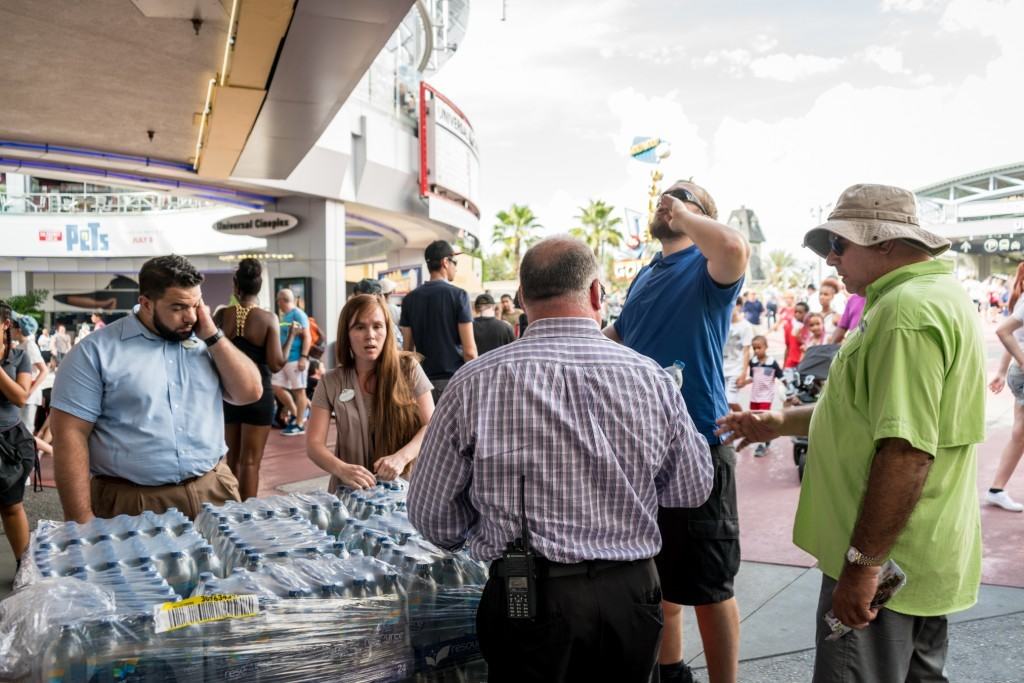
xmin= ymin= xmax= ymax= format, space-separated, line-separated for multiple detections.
xmin=838 ymin=295 xmax=866 ymax=331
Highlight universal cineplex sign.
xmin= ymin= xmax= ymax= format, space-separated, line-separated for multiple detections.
xmin=213 ymin=212 xmax=299 ymax=238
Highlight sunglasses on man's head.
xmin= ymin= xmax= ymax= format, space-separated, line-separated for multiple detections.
xmin=664 ymin=188 xmax=708 ymax=216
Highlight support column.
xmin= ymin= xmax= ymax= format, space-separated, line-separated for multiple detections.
xmin=4 ymin=173 xmax=29 ymax=213
xmin=264 ymin=197 xmax=345 ymax=367
xmin=10 ymin=268 xmax=27 ymax=297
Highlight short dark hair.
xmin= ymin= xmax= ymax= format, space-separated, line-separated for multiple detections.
xmin=139 ymin=255 xmax=203 ymax=300
xmin=795 ymin=302 xmax=810 ymax=313
xmin=353 ymin=278 xmax=383 ymax=296
xmin=520 ymin=237 xmax=598 ymax=302
xmin=752 ymin=335 xmax=768 ymax=346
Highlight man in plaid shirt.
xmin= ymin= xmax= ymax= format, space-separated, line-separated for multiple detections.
xmin=409 ymin=236 xmax=713 ymax=682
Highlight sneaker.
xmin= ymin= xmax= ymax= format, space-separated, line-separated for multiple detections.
xmin=659 ymin=661 xmax=695 ymax=683
xmin=754 ymin=444 xmax=769 ymax=458
xmin=282 ymin=423 xmax=306 ymax=437
xmin=985 ymin=490 xmax=1024 ymax=512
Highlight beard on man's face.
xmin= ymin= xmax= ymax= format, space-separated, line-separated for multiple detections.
xmin=650 ymin=215 xmax=684 ymax=240
xmin=152 ymin=309 xmax=193 ymax=342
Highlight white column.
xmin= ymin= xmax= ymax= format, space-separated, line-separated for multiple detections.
xmin=10 ymin=268 xmax=27 ymax=297
xmin=264 ymin=197 xmax=345 ymax=367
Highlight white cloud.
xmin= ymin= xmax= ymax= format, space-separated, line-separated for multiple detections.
xmin=693 ymin=48 xmax=752 ymax=76
xmin=431 ymin=0 xmax=1024 ymax=255
xmin=752 ymin=34 xmax=779 ymax=54
xmin=881 ymin=0 xmax=940 ymax=12
xmin=863 ymin=45 xmax=910 ymax=74
xmin=749 ymin=53 xmax=846 ymax=82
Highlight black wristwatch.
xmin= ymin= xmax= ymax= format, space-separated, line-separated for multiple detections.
xmin=204 ymin=328 xmax=225 ymax=348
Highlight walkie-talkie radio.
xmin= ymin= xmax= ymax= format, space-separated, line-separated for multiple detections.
xmin=502 ymin=474 xmax=537 ymax=619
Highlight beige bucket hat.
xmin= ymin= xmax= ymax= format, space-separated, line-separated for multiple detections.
xmin=803 ymin=184 xmax=950 ymax=258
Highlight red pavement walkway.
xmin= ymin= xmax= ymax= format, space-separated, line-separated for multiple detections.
xmin=36 ymin=316 xmax=1024 ymax=588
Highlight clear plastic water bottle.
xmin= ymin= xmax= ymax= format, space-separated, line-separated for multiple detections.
xmin=42 ymin=624 xmax=87 ymax=681
xmin=328 ymin=501 xmax=349 ymax=536
xmin=164 ymin=551 xmax=198 ymax=597
xmin=195 ymin=544 xmax=223 ymax=578
xmin=440 ymin=557 xmax=465 ymax=588
xmin=307 ymin=504 xmax=329 ymax=531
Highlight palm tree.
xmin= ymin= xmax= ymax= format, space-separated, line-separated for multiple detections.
xmin=766 ymin=249 xmax=799 ymax=288
xmin=492 ymin=204 xmax=542 ymax=277
xmin=571 ymin=199 xmax=624 ymax=264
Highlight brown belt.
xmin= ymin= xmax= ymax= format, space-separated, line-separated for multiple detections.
xmin=94 ymin=461 xmax=220 ymax=489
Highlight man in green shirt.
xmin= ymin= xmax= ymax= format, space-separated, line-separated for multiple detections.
xmin=716 ymin=184 xmax=985 ymax=682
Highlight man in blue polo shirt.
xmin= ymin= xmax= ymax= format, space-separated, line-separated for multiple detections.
xmin=606 ymin=180 xmax=749 ymax=683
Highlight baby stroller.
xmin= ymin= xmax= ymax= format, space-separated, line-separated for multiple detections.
xmin=784 ymin=343 xmax=840 ymax=481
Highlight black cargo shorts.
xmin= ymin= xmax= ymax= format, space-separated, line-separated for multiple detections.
xmin=655 ymin=443 xmax=740 ymax=605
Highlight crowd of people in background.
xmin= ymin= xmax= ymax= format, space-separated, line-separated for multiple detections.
xmin=0 ymin=179 xmax=1021 ymax=683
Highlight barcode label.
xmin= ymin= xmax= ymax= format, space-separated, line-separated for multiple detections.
xmin=153 ymin=594 xmax=261 ymax=633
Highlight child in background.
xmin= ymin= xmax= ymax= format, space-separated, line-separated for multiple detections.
xmin=739 ymin=335 xmax=783 ymax=457
xmin=723 ymin=298 xmax=753 ymax=412
xmin=798 ymin=312 xmax=827 ymax=360
xmin=783 ymin=302 xmax=809 ymax=368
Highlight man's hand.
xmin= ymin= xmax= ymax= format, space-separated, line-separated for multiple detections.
xmin=194 ymin=298 xmax=218 ymax=339
xmin=832 ymin=564 xmax=882 ymax=629
xmin=373 ymin=453 xmax=408 ymax=481
xmin=715 ymin=410 xmax=783 ymax=450
xmin=989 ymin=375 xmax=1006 ymax=393
xmin=339 ymin=463 xmax=376 ymax=489
xmin=656 ymin=193 xmax=689 ymax=233
xmin=297 ymin=357 xmax=308 ymax=372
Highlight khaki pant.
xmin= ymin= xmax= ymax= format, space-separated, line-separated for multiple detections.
xmin=90 ymin=460 xmax=241 ymax=520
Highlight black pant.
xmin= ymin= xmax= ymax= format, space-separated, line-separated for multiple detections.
xmin=476 ymin=558 xmax=662 ymax=683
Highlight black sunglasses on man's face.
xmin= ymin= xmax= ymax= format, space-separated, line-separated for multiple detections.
xmin=664 ymin=188 xmax=708 ymax=216
xmin=828 ymin=234 xmax=847 ymax=256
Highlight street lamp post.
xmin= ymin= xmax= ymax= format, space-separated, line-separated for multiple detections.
xmin=810 ymin=202 xmax=832 ymax=284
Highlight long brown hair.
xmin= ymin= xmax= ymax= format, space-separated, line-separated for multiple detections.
xmin=0 ymin=301 xmax=13 ymax=364
xmin=1009 ymin=264 xmax=1024 ymax=311
xmin=335 ymin=295 xmax=423 ymax=460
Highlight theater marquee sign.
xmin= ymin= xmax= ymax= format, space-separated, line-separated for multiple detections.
xmin=212 ymin=212 xmax=299 ymax=238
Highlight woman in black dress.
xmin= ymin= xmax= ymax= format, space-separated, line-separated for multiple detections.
xmin=213 ymin=259 xmax=296 ymax=499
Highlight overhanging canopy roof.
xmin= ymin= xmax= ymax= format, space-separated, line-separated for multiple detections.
xmin=0 ymin=0 xmax=413 ymax=182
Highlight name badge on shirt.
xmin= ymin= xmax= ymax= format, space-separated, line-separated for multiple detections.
xmin=338 ymin=389 xmax=356 ymax=403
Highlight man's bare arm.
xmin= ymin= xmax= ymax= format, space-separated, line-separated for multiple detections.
xmin=831 ymin=438 xmax=933 ymax=628
xmin=458 ymin=322 xmax=478 ymax=362
xmin=52 ymin=409 xmax=95 ymax=523
xmin=850 ymin=438 xmax=933 ymax=558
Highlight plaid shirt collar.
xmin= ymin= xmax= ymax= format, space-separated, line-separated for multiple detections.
xmin=520 ymin=316 xmax=603 ymax=341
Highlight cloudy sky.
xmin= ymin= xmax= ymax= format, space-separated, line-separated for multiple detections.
xmin=431 ymin=0 xmax=1024 ymax=256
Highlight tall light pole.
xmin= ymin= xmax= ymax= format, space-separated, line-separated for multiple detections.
xmin=810 ymin=202 xmax=832 ymax=284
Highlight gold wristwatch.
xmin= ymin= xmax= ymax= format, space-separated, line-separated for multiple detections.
xmin=845 ymin=545 xmax=886 ymax=567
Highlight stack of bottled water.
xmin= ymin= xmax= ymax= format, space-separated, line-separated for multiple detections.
xmin=29 ymin=508 xmax=214 ymax=607
xmin=5 ymin=487 xmax=487 ymax=682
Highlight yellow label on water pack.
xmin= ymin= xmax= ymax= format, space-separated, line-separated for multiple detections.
xmin=153 ymin=593 xmax=260 ymax=633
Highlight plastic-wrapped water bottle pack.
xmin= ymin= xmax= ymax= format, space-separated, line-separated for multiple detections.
xmin=2 ymin=487 xmax=486 ymax=682
xmin=24 ymin=508 xmax=214 ymax=606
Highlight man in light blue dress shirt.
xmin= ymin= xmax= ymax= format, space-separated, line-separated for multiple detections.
xmin=51 ymin=255 xmax=263 ymax=522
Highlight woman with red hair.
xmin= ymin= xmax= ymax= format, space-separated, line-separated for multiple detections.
xmin=987 ymin=263 xmax=1024 ymax=512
